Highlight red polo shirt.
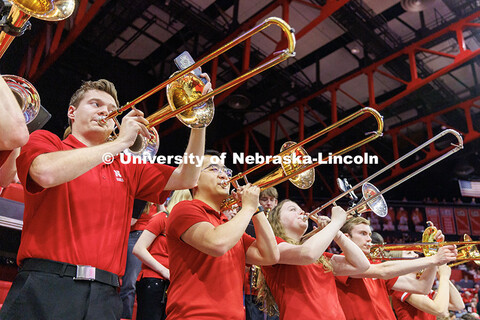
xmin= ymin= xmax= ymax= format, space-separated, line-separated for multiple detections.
xmin=335 ymin=261 xmax=399 ymax=320
xmin=16 ymin=130 xmax=175 ymax=276
xmin=0 ymin=150 xmax=12 ymax=167
xmin=391 ymin=290 xmax=436 ymax=320
xmin=137 ymin=212 xmax=169 ymax=280
xmin=261 ymin=237 xmax=345 ymax=320
xmin=131 ymin=203 xmax=158 ymax=232
xmin=166 ymin=199 xmax=255 ymax=320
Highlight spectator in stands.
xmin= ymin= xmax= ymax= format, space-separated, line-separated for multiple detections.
xmin=397 ymin=207 xmax=409 ymax=232
xmin=411 ymin=207 xmax=425 ymax=232
xmin=383 ymin=207 xmax=395 ymax=231
xmin=369 ymin=212 xmax=381 ymax=231
xmin=459 ymin=275 xmax=475 ymax=289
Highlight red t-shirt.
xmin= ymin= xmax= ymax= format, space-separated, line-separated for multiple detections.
xmin=137 ymin=212 xmax=169 ymax=280
xmin=0 ymin=150 xmax=12 ymax=167
xmin=261 ymin=237 xmax=345 ymax=320
xmin=166 ymin=199 xmax=255 ymax=319
xmin=335 ymin=261 xmax=399 ymax=320
xmin=391 ymin=290 xmax=436 ymax=320
xmin=16 ymin=130 xmax=175 ymax=276
xmin=131 ymin=204 xmax=158 ymax=232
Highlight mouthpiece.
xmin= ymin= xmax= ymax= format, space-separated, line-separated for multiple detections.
xmin=220 ymin=179 xmax=229 ymax=188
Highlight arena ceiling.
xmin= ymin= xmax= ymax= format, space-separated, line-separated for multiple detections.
xmin=1 ymin=0 xmax=480 ymax=205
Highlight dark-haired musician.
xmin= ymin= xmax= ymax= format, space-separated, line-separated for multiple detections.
xmin=0 ymin=78 xmax=209 ymax=319
xmin=335 ymin=217 xmax=458 ymax=320
xmin=166 ymin=153 xmax=279 ymax=319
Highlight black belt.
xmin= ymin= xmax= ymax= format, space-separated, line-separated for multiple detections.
xmin=21 ymin=258 xmax=120 ymax=288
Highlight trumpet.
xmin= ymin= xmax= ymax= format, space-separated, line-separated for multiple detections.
xmin=0 ymin=0 xmax=75 ymax=58
xmin=100 ymin=17 xmax=296 ymax=157
xmin=220 ymin=107 xmax=384 ymax=210
xmin=3 ymin=74 xmax=40 ymax=124
xmin=305 ymin=129 xmax=463 ymax=223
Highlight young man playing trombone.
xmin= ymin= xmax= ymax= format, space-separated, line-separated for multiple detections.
xmin=335 ymin=217 xmax=458 ymax=320
xmin=165 ymin=152 xmax=279 ymax=319
xmin=0 ymin=78 xmax=209 ymax=320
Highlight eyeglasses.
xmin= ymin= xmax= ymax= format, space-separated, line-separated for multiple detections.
xmin=202 ymin=164 xmax=233 ymax=178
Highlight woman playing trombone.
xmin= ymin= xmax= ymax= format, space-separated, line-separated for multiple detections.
xmin=257 ymin=199 xmax=370 ymax=319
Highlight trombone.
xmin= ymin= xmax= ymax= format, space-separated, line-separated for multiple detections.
xmin=306 ymin=129 xmax=464 ymax=223
xmin=220 ymin=107 xmax=384 ymax=210
xmin=449 ymin=234 xmax=480 ymax=267
xmin=0 ymin=0 xmax=75 ymax=58
xmin=99 ymin=17 xmax=296 ymax=157
xmin=369 ymin=223 xmax=480 ymax=267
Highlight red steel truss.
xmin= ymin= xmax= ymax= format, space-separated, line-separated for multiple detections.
xmin=158 ymin=0 xmax=351 ymax=137
xmin=17 ymin=0 xmax=108 ymax=82
xmin=214 ymin=11 xmax=480 ymax=205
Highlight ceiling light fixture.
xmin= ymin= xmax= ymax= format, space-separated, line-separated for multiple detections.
xmin=401 ymin=0 xmax=436 ymax=12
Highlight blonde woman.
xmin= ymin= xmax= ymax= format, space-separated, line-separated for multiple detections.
xmin=258 ymin=199 xmax=370 ymax=319
xmin=133 ymin=190 xmax=192 ymax=320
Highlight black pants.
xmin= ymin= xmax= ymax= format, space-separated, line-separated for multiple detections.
xmin=135 ymin=277 xmax=169 ymax=320
xmin=0 ymin=270 xmax=122 ymax=320
xmin=245 ymin=294 xmax=279 ymax=320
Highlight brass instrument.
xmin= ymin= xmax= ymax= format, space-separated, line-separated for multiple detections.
xmin=3 ymin=74 xmax=40 ymax=124
xmin=369 ymin=222 xmax=480 ymax=265
xmin=449 ymin=234 xmax=480 ymax=267
xmin=250 ymin=265 xmax=261 ymax=290
xmin=0 ymin=0 xmax=75 ymax=58
xmin=220 ymin=107 xmax=384 ymax=210
xmin=306 ymin=129 xmax=463 ymax=223
xmin=100 ymin=17 xmax=296 ymax=157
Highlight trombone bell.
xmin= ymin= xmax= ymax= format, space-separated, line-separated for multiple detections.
xmin=280 ymin=141 xmax=314 ymax=189
xmin=3 ymin=74 xmax=40 ymax=124
xmin=12 ymin=0 xmax=75 ymax=21
xmin=166 ymin=72 xmax=214 ymax=128
xmin=0 ymin=0 xmax=75 ymax=58
xmin=353 ymin=183 xmax=387 ymax=217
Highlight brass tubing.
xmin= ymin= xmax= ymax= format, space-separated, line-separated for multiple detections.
xmin=307 ymin=129 xmax=463 ymax=219
xmin=99 ymin=17 xmax=296 ymax=126
xmin=220 ymin=107 xmax=384 ymax=210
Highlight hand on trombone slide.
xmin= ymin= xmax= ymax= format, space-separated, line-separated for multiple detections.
xmin=231 ymin=183 xmax=261 ymax=214
xmin=431 ymin=245 xmax=458 ymax=266
xmin=305 ymin=205 xmax=347 ymax=229
xmin=116 ymin=108 xmax=151 ymax=147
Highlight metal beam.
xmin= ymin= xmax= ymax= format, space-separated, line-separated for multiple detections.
xmin=213 ymin=12 xmax=480 ymax=204
xmin=159 ymin=0 xmax=350 ymax=138
xmin=18 ymin=0 xmax=108 ymax=82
